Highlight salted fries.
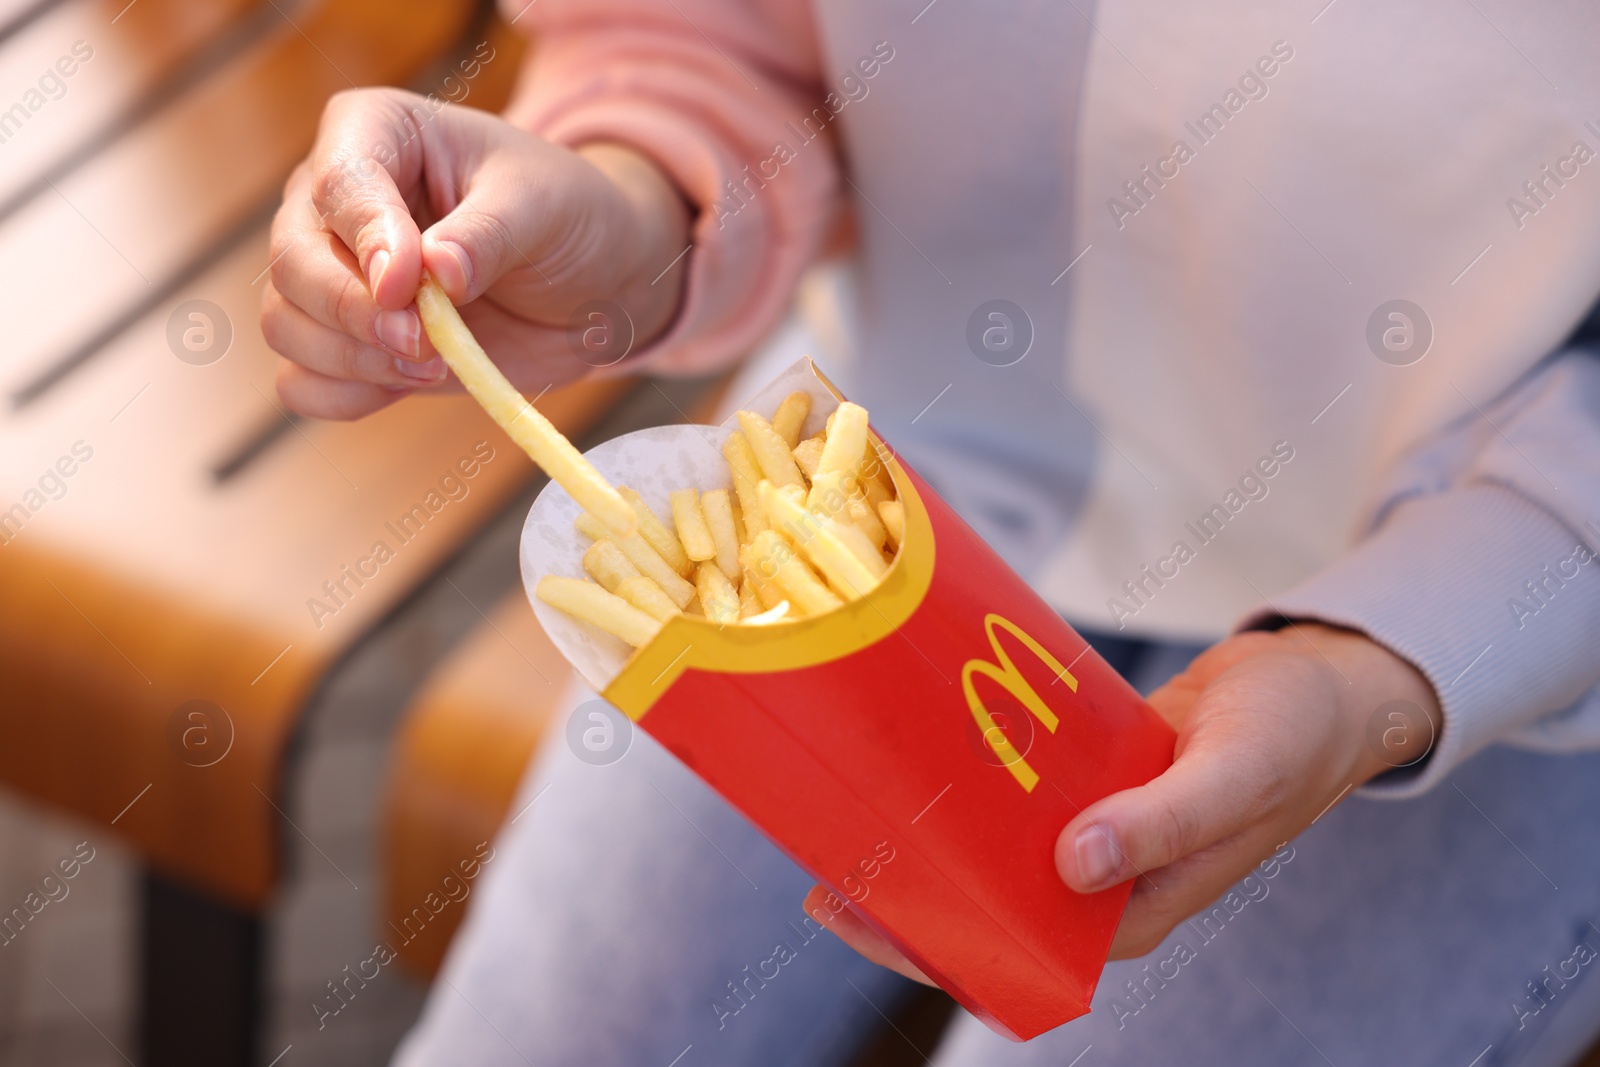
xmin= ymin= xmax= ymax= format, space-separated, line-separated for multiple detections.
xmin=543 ymin=395 xmax=902 ymax=646
xmin=413 ymin=277 xmax=901 ymax=649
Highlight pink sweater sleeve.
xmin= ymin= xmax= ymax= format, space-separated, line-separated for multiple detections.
xmin=497 ymin=0 xmax=838 ymax=376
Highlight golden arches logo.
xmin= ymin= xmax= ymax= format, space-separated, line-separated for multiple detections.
xmin=961 ymin=614 xmax=1078 ymax=792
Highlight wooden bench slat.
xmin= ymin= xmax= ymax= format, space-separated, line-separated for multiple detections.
xmin=0 ymin=0 xmax=57 ymax=40
xmin=0 ymin=222 xmax=630 ymax=905
xmin=0 ymin=0 xmax=632 ymax=908
xmin=0 ymin=210 xmax=633 ymax=907
xmin=0 ymin=0 xmax=475 ymax=403
xmin=383 ymin=591 xmax=570 ymax=976
xmin=0 ymin=0 xmax=261 ymax=213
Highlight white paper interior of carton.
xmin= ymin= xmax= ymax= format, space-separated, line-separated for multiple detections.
xmin=522 ymin=357 xmax=842 ymax=693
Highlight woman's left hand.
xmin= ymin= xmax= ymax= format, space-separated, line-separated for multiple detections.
xmin=805 ymin=623 xmax=1441 ymax=981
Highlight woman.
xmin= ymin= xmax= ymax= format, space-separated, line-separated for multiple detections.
xmin=263 ymin=1 xmax=1600 ymax=1063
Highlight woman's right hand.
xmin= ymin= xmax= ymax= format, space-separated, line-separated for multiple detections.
xmin=262 ymin=88 xmax=691 ymax=419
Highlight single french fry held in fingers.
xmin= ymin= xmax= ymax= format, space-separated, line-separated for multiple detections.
xmin=536 ymin=576 xmax=660 ymax=647
xmin=575 ymin=512 xmax=696 ymax=609
xmin=771 ymin=391 xmax=813 ymax=448
xmin=415 ymin=274 xmax=636 ymax=538
xmin=671 ymin=488 xmax=717 ymax=563
xmin=620 ymin=486 xmax=692 ymax=577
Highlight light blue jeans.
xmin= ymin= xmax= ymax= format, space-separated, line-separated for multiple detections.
xmin=393 ymin=630 xmax=1600 ymax=1067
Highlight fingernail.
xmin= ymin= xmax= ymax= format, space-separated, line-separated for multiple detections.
xmin=436 ymin=239 xmax=472 ymax=293
xmin=367 ymin=248 xmax=391 ymax=294
xmin=1074 ymin=825 xmax=1121 ymax=891
xmin=394 ymin=356 xmax=446 ymax=382
xmin=375 ymin=309 xmax=420 ymax=358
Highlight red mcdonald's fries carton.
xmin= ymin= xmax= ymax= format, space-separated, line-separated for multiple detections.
xmin=522 ymin=359 xmax=1176 ymax=1040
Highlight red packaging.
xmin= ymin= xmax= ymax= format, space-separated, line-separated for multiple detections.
xmin=523 ymin=359 xmax=1175 ymax=1040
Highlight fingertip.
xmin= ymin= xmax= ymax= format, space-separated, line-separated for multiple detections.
xmin=801 ymin=885 xmax=839 ymax=926
xmin=366 ymin=248 xmax=391 ymax=294
xmin=420 ymin=233 xmax=474 ymax=301
xmin=276 ymin=361 xmax=408 ymax=420
xmin=1056 ymin=820 xmax=1127 ymax=894
xmin=368 ymin=228 xmax=423 ymax=310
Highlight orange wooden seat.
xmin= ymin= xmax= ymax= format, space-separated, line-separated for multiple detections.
xmin=0 ymin=1 xmax=632 ymax=1062
xmin=381 ymin=590 xmax=571 ymax=976
xmin=0 ymin=0 xmax=547 ymax=914
xmin=376 ymin=368 xmax=739 ymax=979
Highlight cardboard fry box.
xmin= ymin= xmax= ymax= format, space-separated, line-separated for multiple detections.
xmin=522 ymin=359 xmax=1175 ymax=1041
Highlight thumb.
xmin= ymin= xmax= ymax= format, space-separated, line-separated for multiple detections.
xmin=419 ymin=153 xmax=547 ymax=305
xmin=417 ymin=124 xmax=610 ymax=305
xmin=1055 ymin=722 xmax=1272 ymax=894
xmin=307 ymin=89 xmax=427 ymax=310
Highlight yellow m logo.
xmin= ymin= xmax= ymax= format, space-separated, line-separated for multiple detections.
xmin=961 ymin=614 xmax=1078 ymax=792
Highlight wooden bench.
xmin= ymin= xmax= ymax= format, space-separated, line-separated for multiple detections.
xmin=0 ymin=1 xmax=632 ymax=1062
xmin=381 ymin=590 xmax=568 ymax=977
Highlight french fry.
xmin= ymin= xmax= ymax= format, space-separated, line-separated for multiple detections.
xmin=729 ymin=491 xmax=749 ymax=548
xmin=700 ymin=489 xmax=741 ymax=580
xmin=542 ymin=390 xmax=904 ymax=646
xmin=620 ymin=487 xmax=691 ymax=577
xmin=744 ymin=600 xmax=793 ymax=625
xmin=740 ymin=546 xmax=788 ymax=611
xmin=750 ymin=529 xmax=843 ymax=614
xmin=536 ymin=576 xmax=660 ymax=647
xmin=879 ymin=499 xmax=904 ymax=550
xmin=576 ymin=513 xmax=696 ymax=610
xmin=761 ymin=482 xmax=806 ymax=554
xmin=737 ymin=579 xmax=761 ymax=618
xmin=671 ymin=488 xmax=717 ymax=563
xmin=760 ymin=482 xmax=885 ymax=600
xmin=858 ymin=472 xmax=892 ymax=512
xmin=617 ymin=576 xmax=680 ymax=622
xmin=722 ymin=432 xmax=768 ymax=538
xmin=809 ymin=470 xmax=889 ymax=554
xmin=792 ymin=436 xmax=824 ymax=481
xmin=737 ymin=410 xmax=805 ymax=488
xmin=806 ymin=470 xmax=854 ymax=519
xmin=416 ymin=275 xmax=636 ymax=538
xmin=771 ymin=391 xmax=812 ymax=448
xmin=695 ymin=562 xmax=740 ymax=624
xmin=808 ymin=402 xmax=869 ymax=509
xmin=583 ymin=540 xmax=641 ymax=592
xmin=849 ymin=496 xmax=888 ymax=549
xmin=859 ymin=439 xmax=895 ymax=508
xmin=771 ymin=482 xmax=806 ymax=513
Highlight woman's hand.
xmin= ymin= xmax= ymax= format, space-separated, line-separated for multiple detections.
xmin=262 ymin=88 xmax=690 ymax=419
xmin=808 ymin=623 xmax=1441 ymax=981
